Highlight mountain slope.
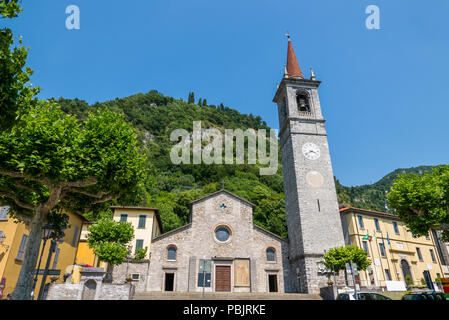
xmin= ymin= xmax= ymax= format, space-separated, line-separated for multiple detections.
xmin=336 ymin=165 xmax=440 ymax=212
xmin=56 ymin=90 xmax=443 ymax=236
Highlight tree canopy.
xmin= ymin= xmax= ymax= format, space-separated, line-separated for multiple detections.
xmin=387 ymin=165 xmax=449 ymax=241
xmin=87 ymin=217 xmax=135 ymax=265
xmin=323 ymin=246 xmax=371 ymax=273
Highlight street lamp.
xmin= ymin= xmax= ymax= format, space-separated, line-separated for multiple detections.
xmin=37 ymin=224 xmax=63 ymax=300
xmin=31 ymin=223 xmax=54 ymax=299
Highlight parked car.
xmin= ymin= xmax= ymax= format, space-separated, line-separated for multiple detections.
xmin=336 ymin=292 xmax=392 ymax=300
xmin=401 ymin=292 xmax=447 ymax=300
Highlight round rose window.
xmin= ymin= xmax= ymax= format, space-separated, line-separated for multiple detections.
xmin=215 ymin=226 xmax=231 ymax=242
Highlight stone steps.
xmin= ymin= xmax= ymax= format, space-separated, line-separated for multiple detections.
xmin=133 ymin=291 xmax=322 ymax=300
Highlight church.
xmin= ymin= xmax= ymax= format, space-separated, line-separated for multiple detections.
xmin=147 ymin=189 xmax=292 ymax=293
xmin=147 ymin=35 xmax=345 ymax=295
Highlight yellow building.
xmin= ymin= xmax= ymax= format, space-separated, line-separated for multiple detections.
xmin=0 ymin=205 xmax=88 ymax=299
xmin=340 ymin=207 xmax=445 ymax=289
xmin=75 ymin=206 xmax=163 ymax=268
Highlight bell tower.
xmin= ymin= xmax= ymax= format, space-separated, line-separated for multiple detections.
xmin=273 ymin=35 xmax=345 ymax=294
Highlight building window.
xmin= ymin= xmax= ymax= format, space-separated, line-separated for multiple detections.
xmin=266 ymin=248 xmax=276 ymax=262
xmin=393 ymin=222 xmax=400 ymax=234
xmin=0 ymin=206 xmax=9 ymax=221
xmin=379 ymin=243 xmax=386 ymax=257
xmin=167 ymin=245 xmax=177 ymax=260
xmin=16 ymin=234 xmax=28 ymax=261
xmin=416 ymin=247 xmax=423 ymax=261
xmin=425 ymin=234 xmax=430 ymax=240
xmin=215 ymin=226 xmax=231 ymax=242
xmin=52 ymin=247 xmax=60 ymax=270
xmin=374 ymin=218 xmax=380 ymax=232
xmin=72 ymin=226 xmax=79 ymax=246
xmin=362 ymin=241 xmax=369 ymax=255
xmin=197 ymin=259 xmax=212 ymax=288
xmin=385 ymin=269 xmax=392 ymax=281
xmin=357 ymin=216 xmax=365 ymax=230
xmin=131 ymin=273 xmax=140 ymax=281
xmin=120 ymin=214 xmax=128 ymax=222
xmin=430 ymin=249 xmax=437 ymax=263
xmin=138 ymin=215 xmax=146 ymax=229
xmin=135 ymin=239 xmax=144 ymax=254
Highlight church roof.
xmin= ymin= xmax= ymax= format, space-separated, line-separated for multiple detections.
xmin=189 ymin=189 xmax=256 ymax=208
xmin=286 ymin=35 xmax=304 ymax=79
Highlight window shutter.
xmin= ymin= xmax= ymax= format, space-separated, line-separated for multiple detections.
xmin=138 ymin=215 xmax=146 ymax=228
xmin=16 ymin=234 xmax=28 ymax=260
xmin=135 ymin=240 xmax=144 ymax=253
xmin=0 ymin=206 xmax=9 ymax=221
xmin=72 ymin=226 xmax=79 ymax=246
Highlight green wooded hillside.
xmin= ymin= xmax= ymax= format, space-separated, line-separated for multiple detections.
xmin=55 ymin=90 xmax=441 ymax=237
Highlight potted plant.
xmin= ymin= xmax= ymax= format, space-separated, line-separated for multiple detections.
xmin=125 ymin=276 xmax=133 ymax=283
xmin=327 ymin=280 xmax=334 ymax=286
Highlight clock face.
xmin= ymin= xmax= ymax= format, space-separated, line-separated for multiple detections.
xmin=302 ymin=142 xmax=320 ymax=160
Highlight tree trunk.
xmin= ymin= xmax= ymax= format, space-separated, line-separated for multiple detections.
xmin=104 ymin=263 xmax=113 ymax=283
xmin=11 ymin=215 xmax=44 ymax=300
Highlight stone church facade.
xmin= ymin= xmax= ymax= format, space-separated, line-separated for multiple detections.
xmin=147 ymin=190 xmax=293 ymax=293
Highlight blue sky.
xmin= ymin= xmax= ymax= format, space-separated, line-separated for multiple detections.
xmin=4 ymin=0 xmax=449 ymax=186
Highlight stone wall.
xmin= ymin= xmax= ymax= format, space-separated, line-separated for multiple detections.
xmin=112 ymin=260 xmax=150 ymax=293
xmin=46 ymin=282 xmax=134 ymax=300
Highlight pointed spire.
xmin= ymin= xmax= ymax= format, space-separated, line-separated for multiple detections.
xmin=285 ymin=33 xmax=304 ymax=79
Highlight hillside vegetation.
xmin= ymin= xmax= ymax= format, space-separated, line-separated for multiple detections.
xmin=56 ymin=90 xmax=441 ymax=237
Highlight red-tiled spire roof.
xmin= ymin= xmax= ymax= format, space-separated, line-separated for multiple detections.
xmin=286 ymin=34 xmax=304 ymax=79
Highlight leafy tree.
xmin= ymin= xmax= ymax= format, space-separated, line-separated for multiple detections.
xmin=323 ymin=246 xmax=371 ymax=285
xmin=198 ymin=98 xmax=202 ymax=106
xmin=387 ymin=165 xmax=449 ymax=241
xmin=0 ymin=0 xmax=39 ymax=130
xmin=87 ymin=217 xmax=135 ymax=281
xmin=0 ymin=100 xmax=145 ymax=299
xmin=202 ymin=99 xmax=207 ymax=106
xmin=187 ymin=92 xmax=195 ymax=104
xmin=135 ymin=247 xmax=148 ymax=260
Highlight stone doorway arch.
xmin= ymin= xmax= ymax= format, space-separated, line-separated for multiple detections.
xmin=82 ymin=279 xmax=97 ymax=300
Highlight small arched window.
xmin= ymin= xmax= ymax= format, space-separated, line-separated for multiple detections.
xmin=296 ymin=92 xmax=310 ymax=112
xmin=167 ymin=245 xmax=177 ymax=260
xmin=266 ymin=248 xmax=276 ymax=262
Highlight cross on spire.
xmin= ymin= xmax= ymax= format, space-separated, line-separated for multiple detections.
xmin=221 ymin=180 xmax=225 ymax=189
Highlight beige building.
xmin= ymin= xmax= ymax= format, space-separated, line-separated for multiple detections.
xmin=340 ymin=207 xmax=445 ymax=289
xmin=111 ymin=206 xmax=163 ymax=257
xmin=76 ymin=207 xmax=163 ymax=267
